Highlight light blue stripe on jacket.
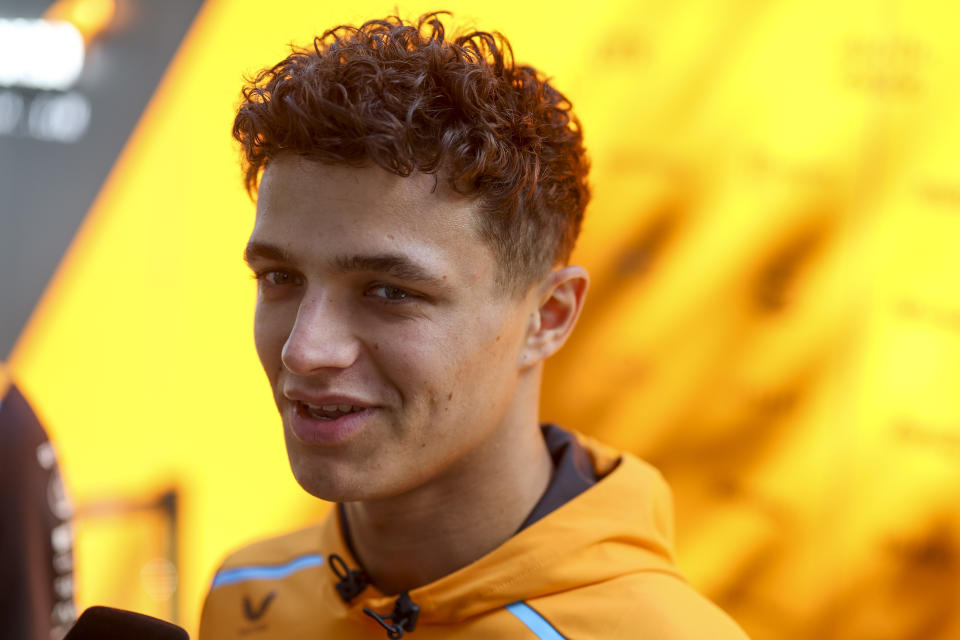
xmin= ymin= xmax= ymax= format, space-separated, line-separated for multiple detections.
xmin=211 ymin=553 xmax=325 ymax=588
xmin=505 ymin=601 xmax=567 ymax=639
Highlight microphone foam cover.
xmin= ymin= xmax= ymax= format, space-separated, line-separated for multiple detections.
xmin=65 ymin=606 xmax=189 ymax=639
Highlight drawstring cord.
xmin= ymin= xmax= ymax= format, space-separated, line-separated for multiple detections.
xmin=328 ymin=553 xmax=420 ymax=638
xmin=329 ymin=553 xmax=369 ymax=603
xmin=363 ymin=592 xmax=420 ymax=639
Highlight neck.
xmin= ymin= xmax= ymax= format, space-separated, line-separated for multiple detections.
xmin=342 ymin=378 xmax=552 ymax=595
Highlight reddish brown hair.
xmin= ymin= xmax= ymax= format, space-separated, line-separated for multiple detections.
xmin=233 ymin=12 xmax=589 ymax=290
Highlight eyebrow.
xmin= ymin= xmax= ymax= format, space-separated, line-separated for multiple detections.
xmin=332 ymin=253 xmax=444 ymax=285
xmin=243 ymin=241 xmax=292 ymax=265
xmin=244 ymin=241 xmax=446 ymax=286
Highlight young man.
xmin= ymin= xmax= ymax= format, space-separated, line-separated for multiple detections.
xmin=200 ymin=13 xmax=750 ymax=639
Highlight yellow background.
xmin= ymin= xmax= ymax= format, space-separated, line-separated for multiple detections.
xmin=9 ymin=1 xmax=960 ymax=638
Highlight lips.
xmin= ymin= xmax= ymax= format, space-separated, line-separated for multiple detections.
xmin=283 ymin=391 xmax=375 ymax=445
xmin=302 ymin=402 xmax=365 ymax=421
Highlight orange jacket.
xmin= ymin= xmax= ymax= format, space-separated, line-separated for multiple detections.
xmin=199 ymin=433 xmax=749 ymax=639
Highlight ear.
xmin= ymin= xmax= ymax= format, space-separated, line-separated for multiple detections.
xmin=519 ymin=265 xmax=589 ymax=369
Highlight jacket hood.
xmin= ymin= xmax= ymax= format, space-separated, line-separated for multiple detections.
xmin=325 ymin=431 xmax=682 ymax=624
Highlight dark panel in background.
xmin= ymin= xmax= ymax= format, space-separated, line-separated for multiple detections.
xmin=0 ymin=0 xmax=205 ymax=358
xmin=0 ymin=0 xmax=46 ymax=16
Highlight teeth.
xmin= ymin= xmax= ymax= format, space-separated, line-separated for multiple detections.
xmin=303 ymin=402 xmax=361 ymax=418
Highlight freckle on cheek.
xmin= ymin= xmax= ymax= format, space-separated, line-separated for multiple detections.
xmin=447 ymin=392 xmax=453 ymax=400
xmin=373 ymin=343 xmax=379 ymax=350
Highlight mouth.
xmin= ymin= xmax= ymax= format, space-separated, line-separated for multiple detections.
xmin=288 ymin=400 xmax=372 ymax=445
xmin=300 ymin=402 xmax=366 ymax=421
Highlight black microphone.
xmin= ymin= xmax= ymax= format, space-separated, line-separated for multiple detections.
xmin=64 ymin=606 xmax=189 ymax=639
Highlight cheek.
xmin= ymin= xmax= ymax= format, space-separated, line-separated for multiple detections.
xmin=414 ymin=316 xmax=524 ymax=404
xmin=253 ymin=303 xmax=289 ymax=373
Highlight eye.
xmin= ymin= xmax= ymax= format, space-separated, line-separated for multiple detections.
xmin=366 ymin=284 xmax=412 ymax=302
xmin=255 ymin=270 xmax=303 ymax=287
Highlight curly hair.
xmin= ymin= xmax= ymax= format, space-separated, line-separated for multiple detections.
xmin=233 ymin=12 xmax=589 ymax=290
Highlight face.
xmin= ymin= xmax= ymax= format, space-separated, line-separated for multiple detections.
xmin=247 ymin=156 xmax=539 ymax=501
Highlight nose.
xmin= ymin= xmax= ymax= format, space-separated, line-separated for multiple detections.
xmin=281 ymin=293 xmax=360 ymax=375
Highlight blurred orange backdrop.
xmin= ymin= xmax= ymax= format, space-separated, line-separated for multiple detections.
xmin=8 ymin=0 xmax=960 ymax=638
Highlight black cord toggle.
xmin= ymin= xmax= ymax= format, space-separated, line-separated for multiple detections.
xmin=328 ymin=553 xmax=369 ymax=603
xmin=363 ymin=591 xmax=420 ymax=639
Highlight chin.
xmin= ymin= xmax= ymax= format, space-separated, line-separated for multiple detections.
xmin=289 ymin=455 xmax=439 ymax=504
xmin=286 ymin=454 xmax=390 ymax=503
xmin=292 ymin=472 xmax=357 ymax=503
xmin=287 ymin=458 xmax=355 ymax=502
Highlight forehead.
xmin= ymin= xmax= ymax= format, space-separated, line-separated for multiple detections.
xmin=251 ymin=156 xmax=493 ymax=278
